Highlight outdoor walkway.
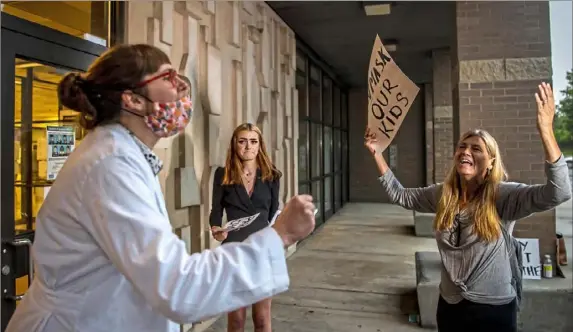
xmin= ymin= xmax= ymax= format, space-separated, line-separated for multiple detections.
xmin=204 ymin=203 xmax=437 ymax=332
xmin=201 ymin=199 xmax=573 ymax=332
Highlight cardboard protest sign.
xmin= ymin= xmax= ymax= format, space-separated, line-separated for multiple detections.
xmin=516 ymin=238 xmax=541 ymax=280
xmin=367 ymin=35 xmax=420 ymax=153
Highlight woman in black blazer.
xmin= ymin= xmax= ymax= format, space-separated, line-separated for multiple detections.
xmin=209 ymin=123 xmax=281 ymax=332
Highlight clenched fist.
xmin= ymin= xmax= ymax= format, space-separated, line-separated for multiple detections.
xmin=272 ymin=195 xmax=316 ymax=248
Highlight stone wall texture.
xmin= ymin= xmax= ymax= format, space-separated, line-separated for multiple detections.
xmin=124 ymin=0 xmax=298 ymax=276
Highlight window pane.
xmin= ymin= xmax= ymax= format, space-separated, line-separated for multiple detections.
xmin=325 ymin=176 xmax=333 ymax=215
xmin=296 ymin=50 xmax=306 ymax=73
xmin=324 ymin=126 xmax=332 ymax=175
xmin=333 ymin=86 xmax=341 ymax=128
xmin=335 ymin=174 xmax=342 ymax=211
xmin=309 ymin=65 xmax=321 ymax=121
xmin=341 ymin=92 xmax=348 ymax=130
xmin=298 ymin=183 xmax=310 ymax=195
xmin=322 ymin=76 xmax=332 ymax=125
xmin=334 ymin=129 xmax=341 ymax=172
xmin=298 ymin=121 xmax=309 ymax=182
xmin=342 ymin=131 xmax=348 ymax=203
xmin=310 ymin=123 xmax=322 ymax=178
xmin=296 ymin=71 xmax=308 ymax=118
xmin=3 ymin=1 xmax=110 ymax=46
xmin=14 ymin=59 xmax=88 ymax=236
xmin=312 ymin=180 xmax=323 ymax=227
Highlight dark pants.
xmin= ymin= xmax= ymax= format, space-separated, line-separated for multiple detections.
xmin=437 ymin=296 xmax=517 ymax=332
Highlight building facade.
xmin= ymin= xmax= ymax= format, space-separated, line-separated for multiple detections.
xmin=0 ymin=1 xmax=556 ymax=331
xmin=123 ymin=0 xmax=302 ymax=255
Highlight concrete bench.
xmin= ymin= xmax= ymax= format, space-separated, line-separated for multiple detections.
xmin=413 ymin=211 xmax=435 ymax=238
xmin=414 ymin=251 xmax=573 ymax=332
xmin=415 ymin=251 xmax=441 ymax=328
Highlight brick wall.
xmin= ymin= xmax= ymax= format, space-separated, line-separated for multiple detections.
xmin=348 ymin=87 xmax=426 ymax=202
xmin=433 ymin=50 xmax=454 ymax=182
xmin=455 ymin=1 xmax=551 ymax=61
xmin=424 ymin=84 xmax=434 ymax=186
xmin=453 ymin=1 xmax=554 ymax=261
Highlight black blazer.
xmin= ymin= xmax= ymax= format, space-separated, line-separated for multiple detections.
xmin=209 ymin=167 xmax=280 ymax=243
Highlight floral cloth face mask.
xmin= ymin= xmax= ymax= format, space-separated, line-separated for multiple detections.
xmin=144 ymin=96 xmax=193 ymax=138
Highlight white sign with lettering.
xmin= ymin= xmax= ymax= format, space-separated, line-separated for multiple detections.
xmin=516 ymin=238 xmax=541 ymax=280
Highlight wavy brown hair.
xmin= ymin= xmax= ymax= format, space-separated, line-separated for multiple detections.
xmin=222 ymin=123 xmax=282 ymax=185
xmin=434 ymin=129 xmax=508 ymax=242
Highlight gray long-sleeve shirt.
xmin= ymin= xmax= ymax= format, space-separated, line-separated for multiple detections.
xmin=378 ymin=155 xmax=572 ymax=305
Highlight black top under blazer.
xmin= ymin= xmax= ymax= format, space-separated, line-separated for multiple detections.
xmin=209 ymin=167 xmax=280 ymax=243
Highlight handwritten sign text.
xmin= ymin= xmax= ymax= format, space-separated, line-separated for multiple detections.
xmin=367 ymin=35 xmax=420 ymax=153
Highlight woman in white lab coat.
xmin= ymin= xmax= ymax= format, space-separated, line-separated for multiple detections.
xmin=6 ymin=44 xmax=316 ymax=332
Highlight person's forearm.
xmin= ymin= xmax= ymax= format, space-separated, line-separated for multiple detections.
xmin=539 ymin=127 xmax=562 ymax=163
xmin=373 ymin=151 xmax=390 ymax=176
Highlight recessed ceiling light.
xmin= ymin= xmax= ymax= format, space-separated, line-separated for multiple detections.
xmin=363 ymin=2 xmax=394 ymax=16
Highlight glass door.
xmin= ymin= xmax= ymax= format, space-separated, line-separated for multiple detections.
xmin=1 ymin=13 xmax=104 ymax=331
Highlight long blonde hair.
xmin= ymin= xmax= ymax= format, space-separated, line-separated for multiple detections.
xmin=222 ymin=123 xmax=282 ymax=185
xmin=434 ymin=129 xmax=508 ymax=242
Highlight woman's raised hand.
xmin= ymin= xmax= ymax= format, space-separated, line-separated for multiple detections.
xmin=364 ymin=127 xmax=377 ymax=155
xmin=534 ymin=82 xmax=556 ymax=133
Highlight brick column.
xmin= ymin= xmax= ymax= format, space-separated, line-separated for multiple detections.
xmin=433 ymin=49 xmax=454 ymax=183
xmin=424 ymin=84 xmax=434 ymax=186
xmin=452 ymin=1 xmax=554 ymax=262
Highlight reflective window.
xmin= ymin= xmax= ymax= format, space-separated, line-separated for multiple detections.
xmin=296 ymin=52 xmax=349 ymax=227
xmin=310 ymin=123 xmax=322 ymax=178
xmin=298 ymin=122 xmax=309 ymax=182
xmin=322 ymin=76 xmax=332 ymax=125
xmin=309 ymin=65 xmax=321 ymax=121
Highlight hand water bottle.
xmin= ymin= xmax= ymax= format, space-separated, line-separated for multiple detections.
xmin=542 ymin=254 xmax=553 ymax=278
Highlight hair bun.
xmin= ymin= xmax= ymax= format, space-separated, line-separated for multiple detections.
xmin=58 ymin=72 xmax=98 ymax=129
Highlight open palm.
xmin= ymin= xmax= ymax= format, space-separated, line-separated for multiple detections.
xmin=535 ymin=82 xmax=555 ymax=131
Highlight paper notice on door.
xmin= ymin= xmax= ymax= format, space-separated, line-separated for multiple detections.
xmin=367 ymin=35 xmax=420 ymax=153
xmin=46 ymin=126 xmax=75 ymax=180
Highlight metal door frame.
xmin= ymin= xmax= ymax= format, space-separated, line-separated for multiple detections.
xmin=0 ymin=12 xmax=106 ymax=330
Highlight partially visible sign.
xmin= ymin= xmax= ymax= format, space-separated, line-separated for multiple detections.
xmin=46 ymin=126 xmax=75 ymax=180
xmin=367 ymin=35 xmax=419 ymax=153
xmin=516 ymin=238 xmax=541 ymax=280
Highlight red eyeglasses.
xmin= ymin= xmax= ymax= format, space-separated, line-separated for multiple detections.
xmin=136 ymin=69 xmax=180 ymax=88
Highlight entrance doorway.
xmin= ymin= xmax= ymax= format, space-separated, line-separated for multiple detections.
xmin=0 ymin=13 xmax=105 ymax=330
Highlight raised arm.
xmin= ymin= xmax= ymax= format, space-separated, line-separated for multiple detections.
xmin=497 ymin=156 xmax=571 ymax=221
xmin=364 ymin=128 xmax=441 ymax=213
xmin=209 ymin=167 xmax=225 ymax=228
xmin=497 ymin=83 xmax=572 ymax=221
xmin=84 ymin=156 xmax=290 ymax=324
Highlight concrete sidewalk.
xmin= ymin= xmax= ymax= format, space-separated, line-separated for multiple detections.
xmin=204 ymin=203 xmax=436 ymax=332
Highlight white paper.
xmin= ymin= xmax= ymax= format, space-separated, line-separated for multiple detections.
xmin=46 ymin=126 xmax=75 ymax=180
xmin=223 ymin=212 xmax=260 ymax=232
xmin=516 ymin=238 xmax=542 ymax=280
